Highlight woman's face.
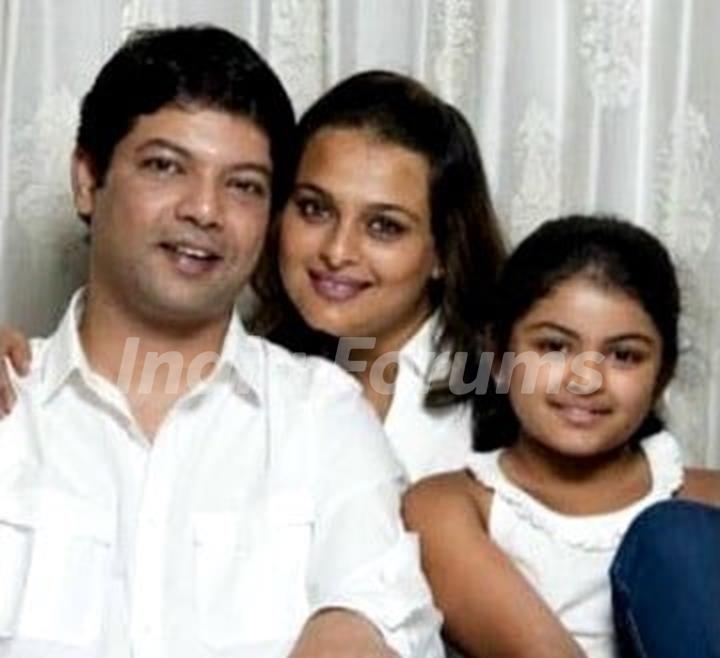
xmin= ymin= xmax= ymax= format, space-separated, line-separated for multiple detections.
xmin=279 ymin=127 xmax=440 ymax=351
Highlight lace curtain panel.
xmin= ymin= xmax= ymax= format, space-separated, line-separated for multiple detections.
xmin=1 ymin=0 xmax=718 ymax=467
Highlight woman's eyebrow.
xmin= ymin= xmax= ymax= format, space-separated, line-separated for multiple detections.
xmin=365 ymin=202 xmax=424 ymax=224
xmin=293 ymin=182 xmax=328 ymax=196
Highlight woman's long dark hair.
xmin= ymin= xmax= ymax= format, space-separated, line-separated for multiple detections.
xmin=251 ymin=71 xmax=506 ymax=409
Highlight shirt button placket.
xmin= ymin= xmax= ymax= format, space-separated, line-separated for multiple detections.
xmin=131 ymin=432 xmax=173 ymax=657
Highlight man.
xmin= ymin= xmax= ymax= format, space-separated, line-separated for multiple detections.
xmin=0 ymin=26 xmax=442 ymax=657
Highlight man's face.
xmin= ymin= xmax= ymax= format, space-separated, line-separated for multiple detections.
xmin=74 ymin=105 xmax=272 ymax=327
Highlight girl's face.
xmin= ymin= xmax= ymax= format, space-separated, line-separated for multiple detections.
xmin=279 ymin=127 xmax=440 ymax=351
xmin=506 ymin=275 xmax=663 ymax=459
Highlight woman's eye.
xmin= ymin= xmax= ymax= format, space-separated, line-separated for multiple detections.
xmin=295 ymin=196 xmax=330 ymax=221
xmin=367 ymin=215 xmax=406 ymax=239
xmin=140 ymin=156 xmax=182 ymax=175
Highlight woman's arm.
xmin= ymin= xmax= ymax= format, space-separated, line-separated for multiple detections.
xmin=0 ymin=327 xmax=31 ymax=416
xmin=403 ymin=473 xmax=585 ymax=658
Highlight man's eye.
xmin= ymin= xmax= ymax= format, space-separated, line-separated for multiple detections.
xmin=229 ymin=178 xmax=268 ymax=198
xmin=141 ymin=157 xmax=182 ymax=175
xmin=367 ymin=216 xmax=406 ymax=239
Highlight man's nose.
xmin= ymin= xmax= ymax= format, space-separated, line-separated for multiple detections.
xmin=176 ymin=174 xmax=222 ymax=229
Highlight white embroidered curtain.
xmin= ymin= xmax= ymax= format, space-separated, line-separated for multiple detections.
xmin=1 ymin=0 xmax=718 ymax=466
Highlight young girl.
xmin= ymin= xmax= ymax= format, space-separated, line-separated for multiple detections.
xmin=404 ymin=215 xmax=720 ymax=658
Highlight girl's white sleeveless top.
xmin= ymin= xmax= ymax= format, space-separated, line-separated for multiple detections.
xmin=465 ymin=431 xmax=684 ymax=658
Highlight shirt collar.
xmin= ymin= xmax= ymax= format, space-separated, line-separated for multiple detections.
xmin=41 ymin=288 xmax=263 ymax=406
xmin=41 ymin=289 xmax=94 ymax=403
xmin=398 ymin=310 xmax=446 ymax=381
xmin=213 ymin=308 xmax=263 ymax=405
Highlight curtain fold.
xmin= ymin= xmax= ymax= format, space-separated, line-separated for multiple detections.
xmin=1 ymin=0 xmax=717 ymax=466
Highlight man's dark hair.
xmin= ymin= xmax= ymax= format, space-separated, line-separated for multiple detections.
xmin=77 ymin=24 xmax=295 ymax=212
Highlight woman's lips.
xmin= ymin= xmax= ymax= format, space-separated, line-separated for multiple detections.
xmin=308 ymin=269 xmax=371 ymax=302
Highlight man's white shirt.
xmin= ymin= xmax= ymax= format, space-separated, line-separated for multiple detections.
xmin=0 ymin=292 xmax=443 ymax=658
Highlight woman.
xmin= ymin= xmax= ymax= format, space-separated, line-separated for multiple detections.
xmin=0 ymin=71 xmax=507 ymax=482
xmin=253 ymin=70 xmax=506 ymax=480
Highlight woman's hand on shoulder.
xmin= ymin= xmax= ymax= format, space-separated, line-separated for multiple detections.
xmin=681 ymin=468 xmax=720 ymax=507
xmin=0 ymin=326 xmax=31 ymax=416
xmin=402 ymin=471 xmax=585 ymax=658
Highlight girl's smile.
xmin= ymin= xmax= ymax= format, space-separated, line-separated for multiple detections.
xmin=546 ymin=398 xmax=613 ymax=428
xmin=506 ymin=274 xmax=663 ymax=461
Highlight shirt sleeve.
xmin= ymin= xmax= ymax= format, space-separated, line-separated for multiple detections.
xmin=305 ymin=362 xmax=444 ymax=657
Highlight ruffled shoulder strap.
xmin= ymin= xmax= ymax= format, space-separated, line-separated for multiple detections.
xmin=462 ymin=431 xmax=685 ymax=551
xmin=464 ymin=449 xmax=508 ymax=491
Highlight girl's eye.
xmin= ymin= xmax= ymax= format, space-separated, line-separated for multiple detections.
xmin=229 ymin=178 xmax=268 ymax=198
xmin=140 ymin=156 xmax=183 ymax=175
xmin=535 ymin=338 xmax=570 ymax=354
xmin=608 ymin=348 xmax=645 ymax=366
xmin=294 ymin=196 xmax=331 ymax=222
xmin=367 ymin=215 xmax=406 ymax=239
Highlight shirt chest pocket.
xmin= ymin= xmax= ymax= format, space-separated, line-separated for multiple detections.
xmin=193 ymin=493 xmax=315 ymax=649
xmin=0 ymin=492 xmax=115 ymax=647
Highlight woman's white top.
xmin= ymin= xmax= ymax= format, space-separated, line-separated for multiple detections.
xmin=465 ymin=431 xmax=684 ymax=658
xmin=384 ymin=314 xmax=474 ymax=482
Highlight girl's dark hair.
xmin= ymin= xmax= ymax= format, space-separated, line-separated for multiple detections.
xmin=473 ymin=214 xmax=681 ymax=450
xmin=251 ymin=70 xmax=506 ymax=408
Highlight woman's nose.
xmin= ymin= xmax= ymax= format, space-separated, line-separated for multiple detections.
xmin=319 ymin=219 xmax=360 ymax=268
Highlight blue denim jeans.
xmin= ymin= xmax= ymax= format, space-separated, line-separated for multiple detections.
xmin=611 ymin=500 xmax=720 ymax=658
